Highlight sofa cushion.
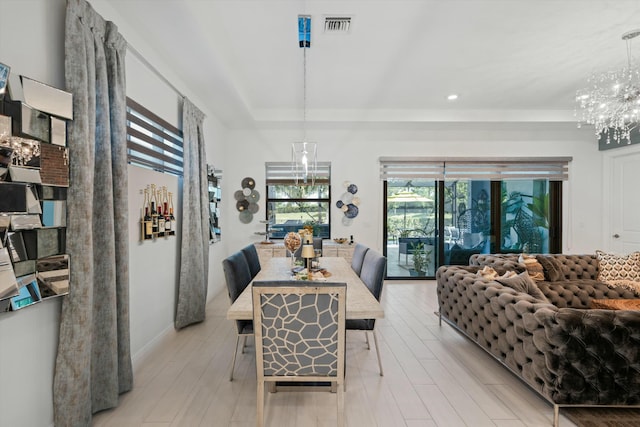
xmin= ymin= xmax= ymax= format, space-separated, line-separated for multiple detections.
xmin=596 ymin=250 xmax=640 ymax=281
xmin=497 ymin=271 xmax=550 ymax=303
xmin=518 ymin=253 xmax=545 ymax=281
xmin=596 ymin=250 xmax=640 ymax=296
xmin=536 ymin=255 xmax=564 ymax=282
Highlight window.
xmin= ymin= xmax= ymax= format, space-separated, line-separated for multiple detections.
xmin=381 ymin=157 xmax=569 ymax=279
xmin=126 ymin=97 xmax=184 ymax=176
xmin=265 ymin=162 xmax=331 ymax=239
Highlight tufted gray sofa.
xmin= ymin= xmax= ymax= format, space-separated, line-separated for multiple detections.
xmin=436 ymin=254 xmax=640 ymax=426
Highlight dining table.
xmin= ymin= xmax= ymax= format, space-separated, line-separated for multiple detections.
xmin=226 ymin=256 xmax=385 ymax=320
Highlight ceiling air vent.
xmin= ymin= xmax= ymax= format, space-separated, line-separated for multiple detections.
xmin=324 ymin=16 xmax=352 ymax=33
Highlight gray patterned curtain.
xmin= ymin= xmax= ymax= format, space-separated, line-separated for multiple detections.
xmin=53 ymin=0 xmax=132 ymax=425
xmin=175 ymin=98 xmax=209 ymax=329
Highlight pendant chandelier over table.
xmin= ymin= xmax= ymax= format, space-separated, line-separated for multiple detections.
xmin=291 ymin=15 xmax=317 ymax=185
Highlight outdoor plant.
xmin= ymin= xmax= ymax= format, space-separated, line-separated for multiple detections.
xmin=411 ymin=242 xmax=432 ymax=275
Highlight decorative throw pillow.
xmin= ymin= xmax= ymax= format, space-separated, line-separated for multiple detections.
xmin=596 ymin=250 xmax=640 ymax=283
xmin=477 ymin=266 xmax=518 ymax=280
xmin=518 ymin=253 xmax=545 ymax=281
xmin=536 ymin=255 xmax=564 ymax=282
xmin=497 ymin=272 xmax=550 ymax=302
xmin=477 ymin=266 xmax=499 ymax=279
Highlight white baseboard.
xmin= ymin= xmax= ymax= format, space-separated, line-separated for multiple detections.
xmin=131 ymin=323 xmax=176 ymax=375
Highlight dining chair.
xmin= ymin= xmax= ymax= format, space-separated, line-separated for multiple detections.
xmin=347 ymin=249 xmax=386 ymax=376
xmin=313 ymin=237 xmax=323 ymax=255
xmin=252 ymin=280 xmax=346 ymax=427
xmin=241 ymin=243 xmax=261 ymax=278
xmin=222 ymin=251 xmax=254 ymax=381
xmin=350 ymin=243 xmax=369 ymax=276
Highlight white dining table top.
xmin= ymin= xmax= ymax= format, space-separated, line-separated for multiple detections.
xmin=226 ymin=257 xmax=385 ymax=320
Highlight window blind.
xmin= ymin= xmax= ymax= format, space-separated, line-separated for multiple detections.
xmin=379 ymin=157 xmax=571 ymax=181
xmin=126 ymin=97 xmax=184 ymax=176
xmin=265 ymin=161 xmax=331 ymax=185
xmin=379 ymin=158 xmax=445 ymax=181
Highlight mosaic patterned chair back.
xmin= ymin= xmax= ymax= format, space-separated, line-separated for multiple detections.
xmin=252 ymin=281 xmax=346 ymax=378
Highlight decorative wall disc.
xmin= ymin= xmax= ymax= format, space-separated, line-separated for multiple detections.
xmin=345 ymin=204 xmax=359 ymax=218
xmin=236 ymin=199 xmax=249 ymax=211
xmin=249 ymin=190 xmax=260 ymax=202
xmin=336 ymin=181 xmax=359 ymax=226
xmin=239 ymin=211 xmax=253 ymax=224
xmin=340 ymin=192 xmax=354 ymax=204
xmin=241 ymin=177 xmax=255 ymax=189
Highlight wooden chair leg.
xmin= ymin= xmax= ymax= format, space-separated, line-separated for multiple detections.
xmin=372 ymin=330 xmax=384 ymax=376
xmin=337 ymin=380 xmax=345 ymax=427
xmin=257 ymin=380 xmax=265 ymax=427
xmin=365 ymin=331 xmax=371 ymax=350
xmin=229 ymin=335 xmax=240 ymax=381
xmin=241 ymin=335 xmax=248 ymax=353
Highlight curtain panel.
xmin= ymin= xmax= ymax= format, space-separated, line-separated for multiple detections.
xmin=175 ymin=98 xmax=209 ymax=329
xmin=54 ymin=0 xmax=132 ymax=425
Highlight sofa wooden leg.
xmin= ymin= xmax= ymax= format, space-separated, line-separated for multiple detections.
xmin=553 ymin=404 xmax=559 ymax=427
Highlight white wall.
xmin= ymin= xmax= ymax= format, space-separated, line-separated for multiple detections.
xmin=0 ymin=1 xmax=229 ymax=426
xmin=223 ymin=125 xmax=603 ymax=255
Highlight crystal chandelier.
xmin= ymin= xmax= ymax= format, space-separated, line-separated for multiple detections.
xmin=292 ymin=15 xmax=317 ymax=185
xmin=576 ymin=29 xmax=640 ymax=144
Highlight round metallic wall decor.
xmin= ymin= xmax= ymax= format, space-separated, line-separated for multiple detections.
xmin=236 ymin=177 xmax=259 ymax=222
xmin=337 ymin=181 xmax=359 ymax=224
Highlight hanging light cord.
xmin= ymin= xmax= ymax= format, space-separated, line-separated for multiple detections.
xmin=302 ymin=19 xmax=308 ymax=143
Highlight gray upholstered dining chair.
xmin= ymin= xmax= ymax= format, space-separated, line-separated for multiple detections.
xmin=252 ymin=280 xmax=346 ymax=427
xmin=350 ymin=243 xmax=369 ymax=276
xmin=241 ymin=243 xmax=261 ymax=278
xmin=346 ymin=249 xmax=386 ymax=376
xmin=222 ymin=251 xmax=254 ymax=381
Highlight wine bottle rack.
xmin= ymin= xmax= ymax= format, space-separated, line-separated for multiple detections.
xmin=140 ymin=183 xmax=176 ymax=241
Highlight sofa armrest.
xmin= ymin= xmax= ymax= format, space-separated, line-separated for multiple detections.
xmin=528 ymin=307 xmax=640 ymax=405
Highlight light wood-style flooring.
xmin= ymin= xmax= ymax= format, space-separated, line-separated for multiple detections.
xmin=92 ymin=281 xmax=576 ymax=427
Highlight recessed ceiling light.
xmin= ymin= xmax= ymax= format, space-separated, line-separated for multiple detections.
xmin=447 ymin=94 xmax=459 ymax=101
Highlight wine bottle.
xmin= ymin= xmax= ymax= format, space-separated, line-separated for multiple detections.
xmin=151 ymin=184 xmax=158 ymax=234
xmin=164 ymin=202 xmax=172 ymax=233
xmin=169 ymin=192 xmax=176 ymax=232
xmin=144 ymin=206 xmax=152 ymax=239
xmin=163 ymin=186 xmax=169 ymax=219
xmin=143 ymin=188 xmax=152 ymax=239
xmin=158 ymin=204 xmax=165 ymax=232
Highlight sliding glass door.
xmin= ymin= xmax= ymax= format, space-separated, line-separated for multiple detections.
xmin=385 ymin=180 xmax=437 ymax=277
xmin=442 ymin=180 xmax=491 ymax=267
xmin=384 ymin=179 xmax=561 ymax=279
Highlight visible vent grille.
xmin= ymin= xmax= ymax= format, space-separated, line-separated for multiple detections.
xmin=324 ymin=16 xmax=351 ymax=33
